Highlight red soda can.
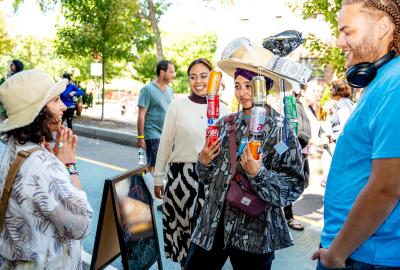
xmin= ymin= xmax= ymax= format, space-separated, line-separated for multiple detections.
xmin=206 ymin=125 xmax=219 ymax=147
xmin=207 ymin=95 xmax=220 ymax=119
xmin=207 ymin=70 xmax=222 ymax=95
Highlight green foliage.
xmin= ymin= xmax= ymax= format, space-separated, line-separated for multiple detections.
xmin=304 ymin=33 xmax=346 ymax=78
xmin=300 ymin=0 xmax=342 ymax=35
xmin=0 ymin=12 xmax=15 ymax=56
xmin=132 ymin=51 xmax=158 ymax=83
xmin=56 ymin=0 xmax=154 ymax=64
xmin=0 ymin=35 xmax=68 ymax=79
xmin=166 ymin=32 xmax=218 ymax=93
xmin=291 ymin=0 xmax=346 ymax=78
xmin=132 ymin=32 xmax=218 ymax=93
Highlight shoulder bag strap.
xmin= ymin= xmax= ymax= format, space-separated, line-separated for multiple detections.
xmin=0 ymin=147 xmax=41 ymax=231
xmin=224 ymin=115 xmax=238 ymax=176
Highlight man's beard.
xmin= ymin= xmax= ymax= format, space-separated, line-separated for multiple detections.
xmin=346 ymin=38 xmax=379 ymax=68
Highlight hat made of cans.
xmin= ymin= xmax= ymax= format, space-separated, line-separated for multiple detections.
xmin=217 ymin=36 xmax=311 ymax=92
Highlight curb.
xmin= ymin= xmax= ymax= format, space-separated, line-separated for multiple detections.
xmin=74 ymin=124 xmax=137 ymax=147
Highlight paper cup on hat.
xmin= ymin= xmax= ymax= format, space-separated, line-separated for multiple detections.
xmin=217 ymin=37 xmax=311 ymax=92
xmin=0 ymin=69 xmax=68 ymax=132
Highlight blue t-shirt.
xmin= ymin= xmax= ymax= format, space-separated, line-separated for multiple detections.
xmin=321 ymin=56 xmax=400 ymax=266
xmin=138 ymin=81 xmax=173 ymax=140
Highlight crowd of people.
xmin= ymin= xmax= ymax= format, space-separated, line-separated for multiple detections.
xmin=1 ymin=0 xmax=400 ymax=269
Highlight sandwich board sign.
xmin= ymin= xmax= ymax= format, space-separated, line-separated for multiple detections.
xmin=90 ymin=166 xmax=163 ymax=270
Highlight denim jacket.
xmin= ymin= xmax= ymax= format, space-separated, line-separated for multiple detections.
xmin=193 ymin=109 xmax=305 ymax=254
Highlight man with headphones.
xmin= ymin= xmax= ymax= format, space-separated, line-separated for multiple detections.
xmin=312 ymin=1 xmax=400 ymax=269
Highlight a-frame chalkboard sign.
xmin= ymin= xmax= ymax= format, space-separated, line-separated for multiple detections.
xmin=90 ymin=166 xmax=163 ymax=270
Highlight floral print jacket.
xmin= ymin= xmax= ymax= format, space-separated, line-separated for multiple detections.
xmin=0 ymin=138 xmax=93 ymax=270
xmin=193 ymin=109 xmax=305 ymax=254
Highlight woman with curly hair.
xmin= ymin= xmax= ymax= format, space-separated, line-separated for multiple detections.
xmin=0 ymin=70 xmax=92 ymax=269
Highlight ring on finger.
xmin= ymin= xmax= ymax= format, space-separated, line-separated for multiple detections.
xmin=57 ymin=142 xmax=64 ymax=148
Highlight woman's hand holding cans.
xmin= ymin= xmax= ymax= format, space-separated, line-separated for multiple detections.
xmin=199 ymin=136 xmax=221 ymax=165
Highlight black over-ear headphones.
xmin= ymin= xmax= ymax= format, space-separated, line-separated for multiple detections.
xmin=346 ymin=50 xmax=396 ymax=88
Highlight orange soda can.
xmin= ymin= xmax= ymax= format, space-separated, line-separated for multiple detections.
xmin=248 ymin=140 xmax=262 ymax=160
xmin=207 ymin=70 xmax=222 ymax=95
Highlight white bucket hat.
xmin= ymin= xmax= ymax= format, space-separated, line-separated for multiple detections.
xmin=217 ymin=37 xmax=312 ymax=92
xmin=0 ymin=69 xmax=68 ymax=132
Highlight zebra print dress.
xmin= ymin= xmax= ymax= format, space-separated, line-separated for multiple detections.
xmin=162 ymin=162 xmax=205 ymax=266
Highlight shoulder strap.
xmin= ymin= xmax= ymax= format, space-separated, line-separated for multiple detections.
xmin=224 ymin=114 xmax=238 ymax=175
xmin=0 ymin=147 xmax=41 ymax=232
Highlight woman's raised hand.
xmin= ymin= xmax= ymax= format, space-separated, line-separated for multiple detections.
xmin=240 ymin=144 xmax=262 ymax=176
xmin=199 ymin=137 xmax=221 ymax=165
xmin=53 ymin=125 xmax=78 ymax=164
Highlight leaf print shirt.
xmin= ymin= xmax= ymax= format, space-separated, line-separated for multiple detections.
xmin=0 ymin=138 xmax=93 ymax=270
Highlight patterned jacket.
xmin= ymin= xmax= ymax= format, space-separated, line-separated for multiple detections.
xmin=0 ymin=138 xmax=93 ymax=270
xmin=193 ymin=109 xmax=305 ymax=254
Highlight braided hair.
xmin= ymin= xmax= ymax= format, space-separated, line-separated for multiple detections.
xmin=342 ymin=0 xmax=400 ymax=53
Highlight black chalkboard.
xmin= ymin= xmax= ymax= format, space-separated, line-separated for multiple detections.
xmin=90 ymin=166 xmax=163 ymax=270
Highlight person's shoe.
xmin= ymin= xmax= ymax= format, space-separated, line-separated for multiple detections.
xmin=157 ymin=204 xmax=163 ymax=211
xmin=287 ymin=218 xmax=304 ymax=231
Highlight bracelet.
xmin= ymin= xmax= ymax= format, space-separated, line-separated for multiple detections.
xmin=65 ymin=163 xmax=79 ymax=175
xmin=137 ymin=135 xmax=144 ymax=139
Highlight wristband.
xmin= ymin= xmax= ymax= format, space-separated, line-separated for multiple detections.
xmin=137 ymin=135 xmax=144 ymax=139
xmin=65 ymin=163 xmax=79 ymax=175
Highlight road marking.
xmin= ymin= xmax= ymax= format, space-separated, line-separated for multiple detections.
xmin=294 ymin=215 xmax=323 ymax=228
xmin=77 ymin=156 xmax=127 ymax=172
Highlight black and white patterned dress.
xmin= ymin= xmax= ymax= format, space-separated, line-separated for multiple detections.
xmin=154 ymin=96 xmax=228 ymax=266
xmin=163 ymin=162 xmax=205 ymax=265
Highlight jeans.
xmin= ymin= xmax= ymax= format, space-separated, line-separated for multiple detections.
xmin=144 ymin=139 xmax=160 ymax=166
xmin=317 ymin=258 xmax=400 ymax=270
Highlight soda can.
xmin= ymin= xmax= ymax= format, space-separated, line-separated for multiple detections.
xmin=252 ymin=76 xmax=267 ymax=105
xmin=206 ymin=125 xmax=219 ymax=147
xmin=284 ymin=96 xmax=298 ymax=119
xmin=207 ymin=95 xmax=220 ymax=119
xmin=249 ymin=106 xmax=266 ymax=135
xmin=249 ymin=140 xmax=262 ymax=160
xmin=207 ymin=70 xmax=222 ymax=95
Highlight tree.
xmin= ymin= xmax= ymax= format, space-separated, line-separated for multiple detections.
xmin=140 ymin=0 xmax=170 ymax=61
xmin=289 ymin=0 xmax=346 ymax=77
xmin=56 ymin=0 xmax=154 ymax=120
xmin=0 ymin=11 xmax=15 ymax=64
xmin=132 ymin=32 xmax=218 ymax=93
xmin=166 ymin=32 xmax=218 ymax=93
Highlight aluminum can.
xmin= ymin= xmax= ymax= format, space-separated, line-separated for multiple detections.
xmin=207 ymin=95 xmax=220 ymax=119
xmin=206 ymin=125 xmax=219 ymax=147
xmin=207 ymin=70 xmax=222 ymax=95
xmin=249 ymin=106 xmax=266 ymax=134
xmin=249 ymin=140 xmax=262 ymax=160
xmin=252 ymin=76 xmax=267 ymax=105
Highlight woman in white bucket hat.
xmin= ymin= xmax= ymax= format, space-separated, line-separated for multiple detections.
xmin=184 ymin=38 xmax=308 ymax=270
xmin=0 ymin=70 xmax=93 ymax=270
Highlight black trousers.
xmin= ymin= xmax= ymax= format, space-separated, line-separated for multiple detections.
xmin=62 ymin=107 xmax=75 ymax=129
xmin=184 ymin=211 xmax=274 ymax=270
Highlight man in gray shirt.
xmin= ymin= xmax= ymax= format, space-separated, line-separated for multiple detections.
xmin=136 ymin=60 xmax=175 ymax=174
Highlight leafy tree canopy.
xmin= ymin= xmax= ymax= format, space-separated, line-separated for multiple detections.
xmin=290 ymin=0 xmax=346 ymax=77
xmin=56 ymin=0 xmax=153 ymax=63
xmin=0 ymin=11 xmax=15 ymax=57
xmin=133 ymin=32 xmax=218 ymax=93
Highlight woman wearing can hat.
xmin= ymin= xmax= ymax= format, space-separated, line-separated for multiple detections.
xmin=0 ymin=70 xmax=93 ymax=269
xmin=184 ymin=40 xmax=306 ymax=270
